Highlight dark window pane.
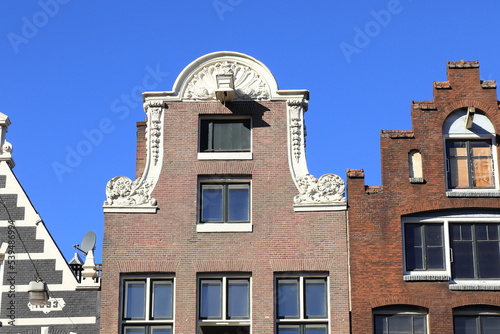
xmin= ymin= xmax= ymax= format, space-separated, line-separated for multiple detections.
xmin=405 ymin=225 xmax=422 ymax=247
xmin=304 ymin=324 xmax=328 ymax=334
xmin=413 ymin=316 xmax=426 ymax=333
xmin=375 ymin=316 xmax=388 ymax=334
xmin=152 ymin=281 xmax=173 ymax=319
xmin=151 ymin=326 xmax=173 ymax=334
xmin=405 ymin=225 xmax=423 ymax=271
xmin=277 ymin=325 xmax=300 ymax=334
xmin=477 ymin=241 xmax=500 ymax=278
xmin=124 ymin=327 xmax=146 ymax=334
xmin=201 ymin=186 xmax=223 ymax=222
xmin=476 ymin=224 xmax=488 ymax=241
xmin=200 ymin=326 xmax=250 ymax=334
xmin=277 ymin=279 xmax=299 ymax=318
xmin=482 ymin=316 xmax=500 ymax=334
xmin=488 ymin=225 xmax=499 ymax=240
xmin=125 ymin=282 xmax=145 ymax=319
xmin=427 ymin=247 xmax=445 ymax=270
xmin=454 ymin=316 xmax=478 ymax=334
xmin=200 ymin=119 xmax=250 ymax=152
xmin=227 ymin=279 xmax=249 ymax=319
xmin=452 ymin=241 xmax=475 ymax=279
xmin=200 ymin=280 xmax=222 ymax=319
xmin=426 ymin=224 xmax=443 ymax=246
xmin=388 ymin=315 xmax=413 ymax=334
xmin=305 ymin=279 xmax=327 ymax=318
xmin=228 ymin=186 xmax=249 ymax=222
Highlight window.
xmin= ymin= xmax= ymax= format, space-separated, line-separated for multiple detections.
xmin=275 ymin=275 xmax=328 ymax=334
xmin=198 ymin=117 xmax=252 ymax=160
xmin=198 ymin=276 xmax=250 ymax=334
xmin=198 ymin=177 xmax=251 ymax=232
xmin=451 ymin=223 xmax=500 ymax=279
xmin=405 ymin=223 xmax=445 ymax=271
xmin=454 ymin=305 xmax=500 ymax=334
xmin=373 ymin=306 xmax=427 ymax=334
xmin=446 ymin=140 xmax=495 ymax=189
xmin=121 ymin=277 xmax=174 ymax=334
xmin=403 ymin=214 xmax=500 ymax=288
xmin=443 ymin=108 xmax=498 ymax=194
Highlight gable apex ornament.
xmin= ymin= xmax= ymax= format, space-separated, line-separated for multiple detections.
xmin=183 ymin=60 xmax=270 ymax=101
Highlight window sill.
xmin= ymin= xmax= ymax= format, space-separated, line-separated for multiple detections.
xmin=197 ymin=223 xmax=252 ymax=233
xmin=446 ymin=190 xmax=500 ymax=198
xmin=449 ymin=280 xmax=500 ymax=291
xmin=403 ymin=273 xmax=450 ymax=282
xmin=198 ymin=152 xmax=252 ymax=160
xmin=409 ymin=177 xmax=425 ymax=184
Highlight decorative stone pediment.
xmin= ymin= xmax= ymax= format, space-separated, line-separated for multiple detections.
xmin=183 ymin=61 xmax=270 ymax=101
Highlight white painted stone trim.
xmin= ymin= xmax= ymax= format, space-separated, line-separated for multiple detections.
xmin=197 ymin=152 xmax=253 ymax=160
xmin=0 ymin=316 xmax=97 ymax=325
xmin=196 ymin=223 xmax=253 ymax=233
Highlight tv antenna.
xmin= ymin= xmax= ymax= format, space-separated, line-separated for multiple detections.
xmin=73 ymin=231 xmax=96 ymax=255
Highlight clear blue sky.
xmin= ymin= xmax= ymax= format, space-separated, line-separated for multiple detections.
xmin=1 ymin=0 xmax=500 ymax=262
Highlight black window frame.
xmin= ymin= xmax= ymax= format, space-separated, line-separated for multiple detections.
xmin=450 ymin=223 xmax=500 ymax=279
xmin=453 ymin=305 xmax=500 ymax=334
xmin=373 ymin=306 xmax=428 ymax=334
xmin=121 ymin=276 xmax=174 ymax=334
xmin=275 ymin=275 xmax=329 ymax=334
xmin=199 ymin=180 xmax=251 ymax=224
xmin=199 ymin=117 xmax=251 ymax=153
xmin=404 ymin=223 xmax=445 ymax=271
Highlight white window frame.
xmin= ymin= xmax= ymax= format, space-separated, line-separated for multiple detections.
xmin=198 ymin=116 xmax=253 ymax=160
xmin=275 ymin=273 xmax=330 ymax=334
xmin=197 ymin=177 xmax=252 ymax=233
xmin=402 ymin=214 xmax=500 ymax=290
xmin=197 ymin=274 xmax=251 ymax=334
xmin=120 ymin=275 xmax=175 ymax=334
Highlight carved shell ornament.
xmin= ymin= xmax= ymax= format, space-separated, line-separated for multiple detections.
xmin=184 ymin=61 xmax=270 ymax=100
xmin=294 ymin=174 xmax=345 ymax=204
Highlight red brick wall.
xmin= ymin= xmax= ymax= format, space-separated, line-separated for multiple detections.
xmin=101 ymin=100 xmax=350 ymax=333
xmin=348 ymin=62 xmax=500 ymax=334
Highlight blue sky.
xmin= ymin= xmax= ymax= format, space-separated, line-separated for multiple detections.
xmin=1 ymin=0 xmax=500 ymax=262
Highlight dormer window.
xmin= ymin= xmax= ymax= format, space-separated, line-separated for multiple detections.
xmin=443 ymin=108 xmax=499 ymax=196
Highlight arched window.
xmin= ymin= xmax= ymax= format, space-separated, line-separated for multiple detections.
xmin=409 ymin=150 xmax=424 ymax=183
xmin=373 ymin=305 xmax=428 ymax=334
xmin=453 ymin=305 xmax=500 ymax=334
xmin=443 ymin=108 xmax=498 ymax=193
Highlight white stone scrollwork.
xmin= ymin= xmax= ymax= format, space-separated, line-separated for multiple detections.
xmin=294 ymin=174 xmax=345 ymax=204
xmin=288 ymin=99 xmax=307 ymax=163
xmin=104 ymin=176 xmax=156 ymax=207
xmin=103 ymin=101 xmax=164 ymax=212
xmin=183 ymin=61 xmax=270 ymax=101
xmin=145 ymin=101 xmax=163 ymax=166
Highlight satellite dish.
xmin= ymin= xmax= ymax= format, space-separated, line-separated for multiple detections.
xmin=74 ymin=231 xmax=96 ymax=255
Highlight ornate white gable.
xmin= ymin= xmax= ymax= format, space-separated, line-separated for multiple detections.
xmin=104 ymin=51 xmax=345 ymax=212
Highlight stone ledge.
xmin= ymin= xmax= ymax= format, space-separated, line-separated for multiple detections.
xmin=446 ymin=191 xmax=500 ymax=198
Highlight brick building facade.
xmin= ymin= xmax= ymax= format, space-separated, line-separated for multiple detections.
xmin=0 ymin=113 xmax=100 ymax=333
xmin=347 ymin=61 xmax=500 ymax=333
xmin=100 ymin=52 xmax=349 ymax=334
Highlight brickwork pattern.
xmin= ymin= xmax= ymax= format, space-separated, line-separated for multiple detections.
xmin=101 ymin=100 xmax=350 ymax=333
xmin=347 ymin=63 xmax=500 ymax=333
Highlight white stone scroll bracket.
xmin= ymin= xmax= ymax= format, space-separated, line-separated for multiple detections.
xmin=287 ymin=99 xmax=346 ymax=211
xmin=102 ymin=100 xmax=164 ymax=213
xmin=0 ymin=112 xmax=14 ymax=168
